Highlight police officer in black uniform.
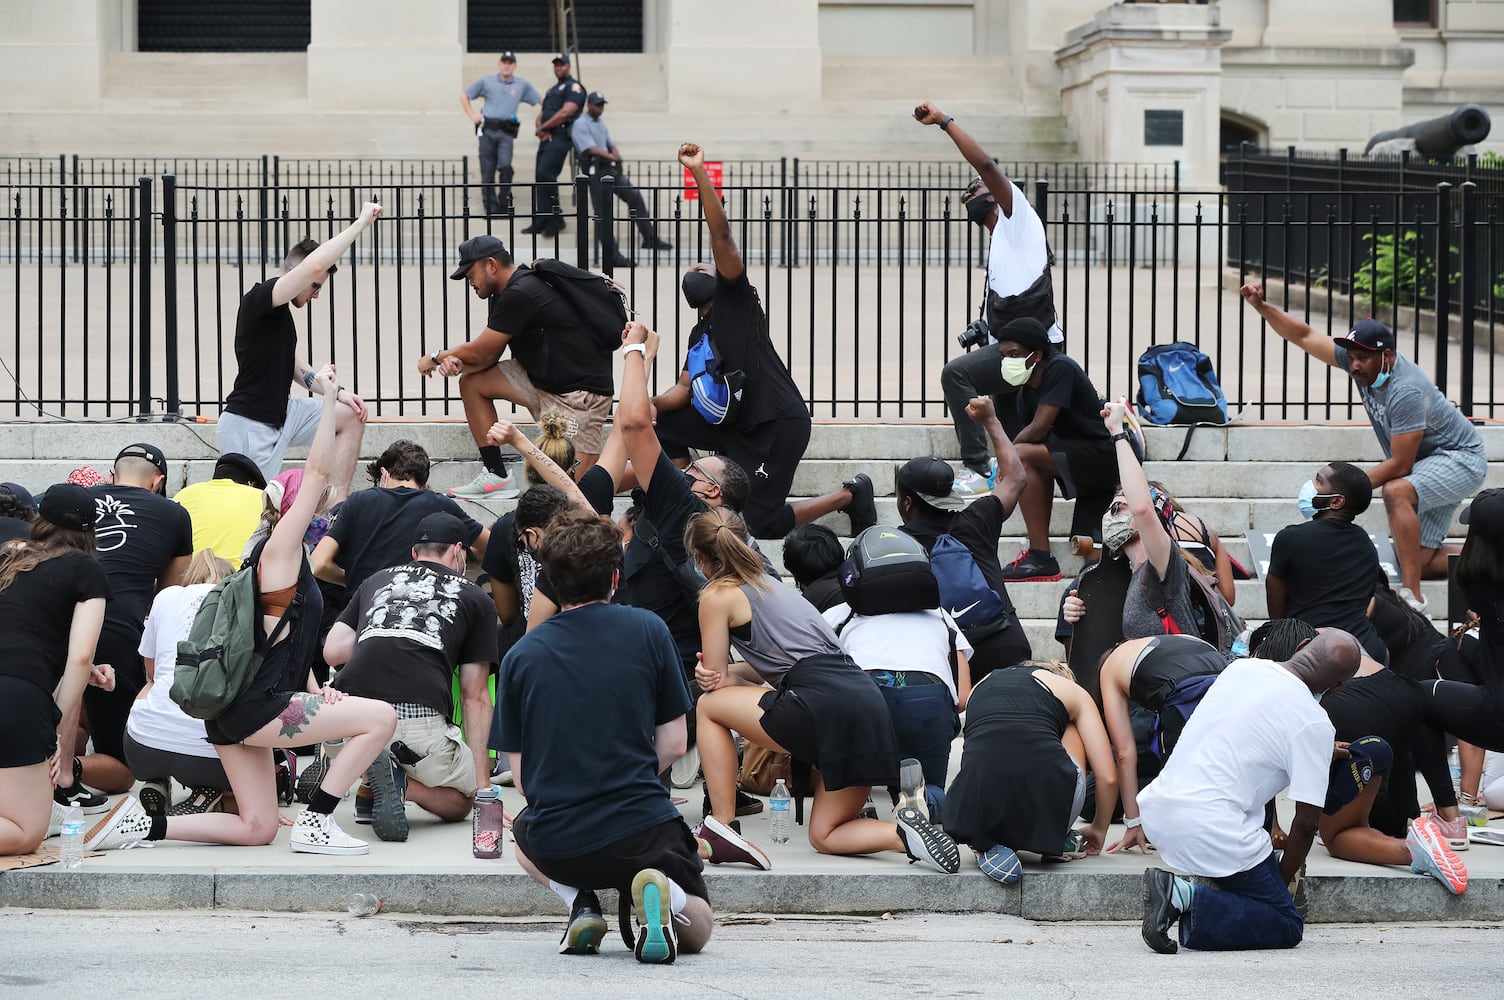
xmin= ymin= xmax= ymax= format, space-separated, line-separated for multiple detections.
xmin=523 ymin=53 xmax=586 ymax=237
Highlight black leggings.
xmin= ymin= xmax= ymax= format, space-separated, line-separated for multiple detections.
xmin=1421 ymin=680 xmax=1504 ymax=752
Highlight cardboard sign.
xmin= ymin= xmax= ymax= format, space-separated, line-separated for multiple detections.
xmin=1244 ymin=529 xmax=1400 ymax=584
xmin=684 ymin=162 xmax=724 ymax=201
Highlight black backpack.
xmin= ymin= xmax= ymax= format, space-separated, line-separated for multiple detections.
xmin=837 ymin=527 xmax=939 ymax=616
xmin=522 ymin=259 xmax=629 ymax=354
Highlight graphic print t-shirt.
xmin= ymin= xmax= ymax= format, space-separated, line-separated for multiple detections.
xmin=334 ymin=560 xmax=498 ymax=715
xmin=86 ymin=485 xmax=194 ymax=639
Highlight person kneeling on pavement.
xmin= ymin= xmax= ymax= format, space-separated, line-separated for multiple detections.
xmin=498 ymin=508 xmax=713 ymax=964
xmin=321 ymin=513 xmax=499 ymax=842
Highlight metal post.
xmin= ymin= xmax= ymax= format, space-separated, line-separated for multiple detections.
xmin=1434 ymin=182 xmax=1453 ymax=391
xmin=1458 ymin=181 xmax=1477 ymax=417
xmin=161 ymin=174 xmax=180 ymax=419
xmin=137 ymin=175 xmax=153 ymax=420
xmin=574 ymin=174 xmax=590 ymax=269
xmin=601 ymin=174 xmax=616 ymax=278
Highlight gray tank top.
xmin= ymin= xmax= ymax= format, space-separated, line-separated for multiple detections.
xmin=731 ymin=579 xmax=843 ymax=683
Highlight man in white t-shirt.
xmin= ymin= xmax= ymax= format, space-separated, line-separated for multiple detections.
xmin=915 ymin=101 xmax=1064 ymax=496
xmin=1136 ymin=631 xmax=1362 ymax=954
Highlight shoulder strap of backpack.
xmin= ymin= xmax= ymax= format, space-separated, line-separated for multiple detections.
xmin=947 ymin=623 xmax=959 ymax=685
xmin=834 ymin=608 xmax=856 ymax=636
xmin=1174 ymin=424 xmax=1196 ymax=462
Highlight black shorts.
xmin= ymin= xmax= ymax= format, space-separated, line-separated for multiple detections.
xmin=513 ymin=813 xmax=709 ymax=904
xmin=0 ymin=676 xmax=61 ymax=768
xmin=1051 ymin=438 xmax=1119 ymax=497
xmin=757 ymin=653 xmax=900 ymax=791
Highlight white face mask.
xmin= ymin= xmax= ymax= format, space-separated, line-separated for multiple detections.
xmin=1000 ymin=354 xmax=1037 ymax=386
xmin=1102 ymin=511 xmax=1135 ymax=550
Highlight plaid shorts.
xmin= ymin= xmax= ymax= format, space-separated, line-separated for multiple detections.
xmin=1408 ymin=448 xmax=1487 ymax=548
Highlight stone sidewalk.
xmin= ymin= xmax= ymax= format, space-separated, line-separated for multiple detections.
xmin=7 ymin=778 xmax=1503 ymax=923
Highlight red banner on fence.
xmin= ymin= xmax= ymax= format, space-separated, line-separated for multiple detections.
xmin=684 ymin=162 xmax=724 ymax=201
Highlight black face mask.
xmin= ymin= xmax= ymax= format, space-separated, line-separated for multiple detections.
xmin=682 ymin=271 xmax=716 ymax=309
xmin=965 ymin=194 xmax=995 ymax=228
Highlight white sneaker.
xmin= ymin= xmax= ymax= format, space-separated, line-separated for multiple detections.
xmin=951 ymin=467 xmax=990 ymax=497
xmin=84 ymin=796 xmax=153 ymax=850
xmin=289 ymin=809 xmax=370 ymax=856
xmin=46 ymin=799 xmax=67 ymax=838
xmin=448 ymin=470 xmax=518 ymax=500
xmin=1398 ymin=587 xmax=1429 ymax=615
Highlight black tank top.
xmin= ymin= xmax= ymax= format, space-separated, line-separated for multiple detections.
xmin=1127 ymin=634 xmax=1228 ymax=711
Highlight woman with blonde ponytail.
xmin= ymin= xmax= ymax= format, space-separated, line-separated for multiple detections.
xmin=525 ymin=409 xmax=579 ymax=487
xmin=685 ymin=507 xmax=959 ymax=875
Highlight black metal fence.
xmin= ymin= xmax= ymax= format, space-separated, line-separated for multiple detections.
xmin=2 ymin=160 xmax=1499 ymax=423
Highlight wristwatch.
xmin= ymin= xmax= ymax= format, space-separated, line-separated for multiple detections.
xmin=430 ymin=351 xmax=442 ymax=367
xmin=940 ymin=116 xmax=955 ymax=132
xmin=623 ymin=343 xmax=648 ymax=359
xmin=1111 ymin=431 xmax=1130 ymax=443
xmin=1124 ymin=816 xmax=1143 ymax=829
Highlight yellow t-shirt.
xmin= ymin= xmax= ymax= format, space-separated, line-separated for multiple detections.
xmin=172 ymin=479 xmax=264 ymax=569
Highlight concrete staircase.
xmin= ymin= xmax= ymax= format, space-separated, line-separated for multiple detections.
xmin=12 ymin=419 xmax=1500 ymax=655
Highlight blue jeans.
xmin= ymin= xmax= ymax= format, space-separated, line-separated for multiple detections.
xmin=875 ymin=681 xmax=959 ymax=818
xmin=1181 ymin=852 xmax=1303 ymax=951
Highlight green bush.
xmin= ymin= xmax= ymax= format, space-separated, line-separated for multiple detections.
xmin=1351 ymin=231 xmax=1457 ymax=307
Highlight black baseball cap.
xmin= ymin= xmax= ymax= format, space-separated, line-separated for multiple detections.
xmin=895 ymin=457 xmax=965 ymax=512
xmin=450 ymin=235 xmax=509 ymax=280
xmin=1460 ymin=488 xmax=1504 ymax=542
xmin=117 ymin=442 xmax=167 ymax=478
xmin=214 ymin=452 xmax=267 ymax=489
xmin=498 ymin=51 xmax=517 ymax=62
xmin=414 ymin=512 xmax=470 ymax=547
xmin=552 ymin=52 xmax=571 ymax=64
xmin=39 ymin=483 xmax=94 ymax=532
xmin=1340 ymin=319 xmax=1394 ymax=353
xmin=0 ymin=482 xmax=35 ymax=511
xmin=587 ymin=91 xmax=607 ymax=105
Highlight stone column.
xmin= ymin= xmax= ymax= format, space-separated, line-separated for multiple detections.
xmin=306 ymin=0 xmax=463 ymax=111
xmin=1055 ymin=2 xmax=1232 ymax=186
xmin=0 ymin=2 xmax=103 ymax=110
xmin=662 ymin=0 xmax=820 ymax=113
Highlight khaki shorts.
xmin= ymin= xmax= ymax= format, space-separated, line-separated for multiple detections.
xmin=497 ymin=359 xmax=611 ymax=454
xmin=394 ymin=711 xmax=479 ymax=796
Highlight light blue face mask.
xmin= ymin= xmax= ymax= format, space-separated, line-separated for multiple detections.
xmin=1369 ymin=356 xmax=1394 ymax=389
xmin=1296 ymin=480 xmax=1341 ymax=520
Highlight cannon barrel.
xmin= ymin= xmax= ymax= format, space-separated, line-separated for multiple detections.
xmin=1364 ymin=104 xmax=1491 ymax=157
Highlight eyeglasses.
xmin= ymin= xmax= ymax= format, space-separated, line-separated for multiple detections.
xmin=685 ymin=460 xmax=720 ymax=490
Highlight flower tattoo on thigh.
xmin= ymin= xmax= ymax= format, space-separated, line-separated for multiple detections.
xmin=277 ymin=694 xmax=324 ymax=739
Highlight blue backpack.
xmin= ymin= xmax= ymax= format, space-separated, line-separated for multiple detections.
xmin=1148 ymin=673 xmax=1219 ymax=759
xmin=686 ymin=333 xmax=745 ymax=426
xmin=929 ymin=534 xmax=1007 ymax=632
xmin=1136 ymin=343 xmax=1228 ymax=426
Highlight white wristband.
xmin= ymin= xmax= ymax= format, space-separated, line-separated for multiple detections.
xmin=1124 ymin=816 xmax=1143 ymax=829
xmin=623 ymin=343 xmax=648 ymax=359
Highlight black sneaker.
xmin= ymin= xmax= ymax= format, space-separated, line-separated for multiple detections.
xmin=54 ymin=783 xmax=110 ymax=815
xmin=702 ymin=789 xmax=765 ymax=819
xmin=364 ymin=752 xmax=409 ymax=843
xmin=520 ymin=221 xmax=547 ymax=235
xmin=641 ymin=236 xmax=673 ymax=251
xmin=559 ymin=890 xmax=608 ymax=955
xmin=896 ymin=806 xmax=960 ymax=874
xmin=1000 ymin=548 xmax=1062 ymax=583
xmin=167 ymin=786 xmax=224 ymax=817
xmin=841 ymin=473 xmax=878 ymax=535
xmin=138 ymin=780 xmax=171 ymax=817
xmin=1141 ymin=868 xmax=1179 ymax=954
xmin=609 ymin=254 xmax=637 ymax=269
xmin=295 ymin=748 xmax=331 ymax=805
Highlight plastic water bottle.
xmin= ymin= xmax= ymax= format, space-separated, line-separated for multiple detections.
xmin=768 ymin=779 xmax=791 ymax=844
xmin=346 ymin=892 xmax=381 ymax=917
xmin=58 ymin=804 xmax=85 ymax=869
xmin=1449 ymin=747 xmax=1463 ymax=797
xmin=1230 ymin=627 xmax=1252 ymax=658
xmin=473 ymin=787 xmax=504 ymax=859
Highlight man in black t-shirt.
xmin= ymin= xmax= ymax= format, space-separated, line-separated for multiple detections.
xmin=77 ymin=443 xmax=194 ymax=794
xmin=649 ymin=143 xmax=876 ymax=540
xmin=311 ymin=439 xmax=488 ymax=595
xmin=324 ymin=513 xmax=499 ymax=841
xmin=499 ymin=508 xmax=712 ymax=963
xmin=218 ymin=204 xmax=381 ymax=495
xmin=896 ymin=399 xmax=1033 ymax=684
xmin=994 ymin=317 xmax=1117 ymax=583
xmin=419 ymin=235 xmax=616 ymax=500
xmin=1267 ymin=461 xmax=1390 ymax=664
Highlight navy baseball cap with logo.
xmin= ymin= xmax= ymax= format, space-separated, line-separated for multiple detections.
xmin=587 ymin=91 xmax=608 ymax=105
xmin=498 ymin=51 xmax=517 ymax=62
xmin=414 ymin=512 xmax=470 ymax=547
xmin=450 ymin=235 xmax=509 ymax=280
xmin=895 ymin=456 xmax=966 ymax=512
xmin=552 ymin=52 xmax=571 ymax=64
xmin=1340 ymin=319 xmax=1394 ymax=353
